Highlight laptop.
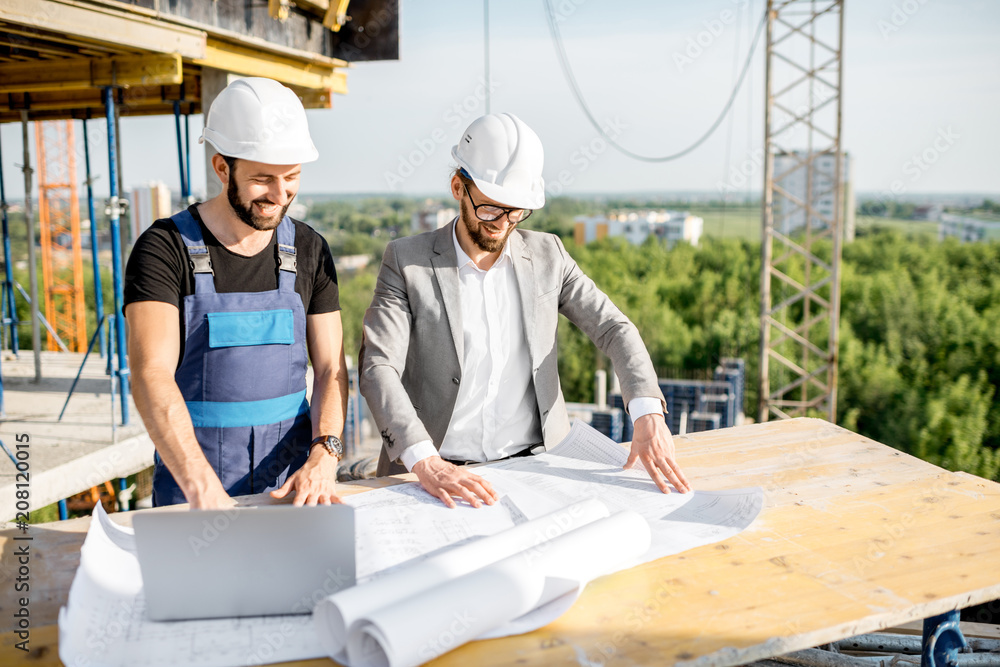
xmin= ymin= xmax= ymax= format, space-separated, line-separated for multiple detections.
xmin=133 ymin=504 xmax=355 ymax=621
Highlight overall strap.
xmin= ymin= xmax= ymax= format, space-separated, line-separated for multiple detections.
xmin=170 ymin=209 xmax=216 ymax=295
xmin=275 ymin=215 xmax=297 ymax=294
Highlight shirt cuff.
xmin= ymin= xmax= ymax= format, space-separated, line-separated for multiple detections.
xmin=399 ymin=440 xmax=440 ymax=472
xmin=627 ymin=397 xmax=664 ymax=425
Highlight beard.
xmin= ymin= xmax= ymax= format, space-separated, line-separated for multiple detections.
xmin=461 ymin=203 xmax=516 ymax=253
xmin=227 ymin=175 xmax=291 ymax=231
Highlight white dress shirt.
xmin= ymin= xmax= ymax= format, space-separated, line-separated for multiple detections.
xmin=399 ymin=222 xmax=663 ymax=471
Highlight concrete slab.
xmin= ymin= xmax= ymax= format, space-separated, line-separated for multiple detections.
xmin=0 ymin=350 xmax=151 ymax=521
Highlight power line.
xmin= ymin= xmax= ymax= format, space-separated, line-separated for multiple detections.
xmin=484 ymin=0 xmax=491 ymax=114
xmin=721 ymin=0 xmax=749 ymax=233
xmin=542 ymin=0 xmax=768 ymax=163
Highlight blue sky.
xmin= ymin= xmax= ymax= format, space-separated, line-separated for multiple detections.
xmin=1 ymin=0 xmax=998 ymax=200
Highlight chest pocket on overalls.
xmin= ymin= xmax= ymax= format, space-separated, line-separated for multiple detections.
xmin=203 ymin=309 xmax=297 ymax=400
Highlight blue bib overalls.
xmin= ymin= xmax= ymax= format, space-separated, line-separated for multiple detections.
xmin=151 ymin=210 xmax=312 ymax=506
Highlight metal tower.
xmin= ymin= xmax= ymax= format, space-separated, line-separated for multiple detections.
xmin=758 ymin=0 xmax=845 ymax=422
xmin=36 ymin=120 xmax=88 ymax=353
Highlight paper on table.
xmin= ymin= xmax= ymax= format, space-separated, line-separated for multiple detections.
xmin=479 ymin=421 xmax=764 ymax=565
xmin=58 ymin=504 xmax=324 ymax=667
xmin=60 ymin=422 xmax=762 ymax=667
xmin=343 ymin=482 xmax=524 ymax=581
xmin=342 ymin=510 xmax=651 ymax=667
xmin=314 ymin=497 xmax=610 ymax=662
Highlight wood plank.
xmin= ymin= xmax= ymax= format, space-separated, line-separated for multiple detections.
xmin=0 ymin=0 xmax=206 ymax=59
xmin=0 ymin=54 xmax=182 ymax=93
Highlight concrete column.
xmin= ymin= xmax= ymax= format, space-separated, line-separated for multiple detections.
xmin=595 ymin=369 xmax=607 ymax=409
xmin=200 ymin=68 xmax=243 ymax=200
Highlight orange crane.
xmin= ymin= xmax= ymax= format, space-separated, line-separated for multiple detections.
xmin=36 ymin=120 xmax=87 ymax=353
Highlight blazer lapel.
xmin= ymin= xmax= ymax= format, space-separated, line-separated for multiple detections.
xmin=431 ymin=221 xmax=464 ymax=366
xmin=510 ymin=231 xmax=537 ymax=365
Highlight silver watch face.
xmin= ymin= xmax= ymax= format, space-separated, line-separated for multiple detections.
xmin=326 ymin=436 xmax=345 ymax=457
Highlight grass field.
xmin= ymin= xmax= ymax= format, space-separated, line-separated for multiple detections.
xmin=689 ymin=205 xmax=940 ymax=242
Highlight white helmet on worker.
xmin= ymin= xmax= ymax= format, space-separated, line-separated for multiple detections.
xmin=200 ymin=77 xmax=319 ymax=165
xmin=451 ymin=113 xmax=545 ymax=210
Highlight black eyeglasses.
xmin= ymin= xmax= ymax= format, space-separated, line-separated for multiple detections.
xmin=463 ymin=184 xmax=533 ymax=224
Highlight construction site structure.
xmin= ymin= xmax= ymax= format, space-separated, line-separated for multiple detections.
xmin=0 ymin=0 xmax=398 ymax=516
xmin=759 ymin=0 xmax=845 ymax=423
xmin=0 ymin=0 xmax=399 ymax=398
xmin=36 ymin=120 xmax=87 ymax=353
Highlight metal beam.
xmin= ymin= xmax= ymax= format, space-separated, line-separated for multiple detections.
xmin=759 ymin=0 xmax=845 ymax=423
xmin=0 ymin=0 xmax=206 ymax=59
xmin=0 ymin=54 xmax=182 ymax=93
xmin=196 ymin=38 xmax=348 ymax=93
xmin=324 ymin=0 xmax=352 ymax=31
xmin=0 ymin=79 xmax=199 ymax=113
xmin=291 ymin=87 xmax=336 ymax=109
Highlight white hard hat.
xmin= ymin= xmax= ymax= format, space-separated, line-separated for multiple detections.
xmin=451 ymin=113 xmax=545 ymax=210
xmin=200 ymin=77 xmax=319 ymax=165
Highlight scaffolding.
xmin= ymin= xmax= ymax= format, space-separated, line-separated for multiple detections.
xmin=36 ymin=120 xmax=87 ymax=353
xmin=758 ymin=0 xmax=845 ymax=422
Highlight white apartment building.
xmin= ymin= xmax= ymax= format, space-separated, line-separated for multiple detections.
xmin=939 ymin=214 xmax=1000 ymax=243
xmin=130 ymin=182 xmax=172 ymax=241
xmin=773 ymin=151 xmax=855 ymax=241
xmin=574 ymin=210 xmax=703 ymax=248
xmin=411 ymin=204 xmax=457 ymax=234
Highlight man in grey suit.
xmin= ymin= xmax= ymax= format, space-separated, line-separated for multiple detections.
xmin=359 ymin=113 xmax=691 ymax=508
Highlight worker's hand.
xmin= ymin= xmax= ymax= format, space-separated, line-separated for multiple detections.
xmin=412 ymin=456 xmax=498 ymax=509
xmin=188 ymin=483 xmax=237 ymax=510
xmin=270 ymin=447 xmax=343 ymax=506
xmin=626 ymin=413 xmax=692 ymax=494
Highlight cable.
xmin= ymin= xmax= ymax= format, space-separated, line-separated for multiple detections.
xmin=721 ymin=0 xmax=748 ymax=233
xmin=542 ymin=0 xmax=768 ymax=163
xmin=484 ymin=0 xmax=491 ymax=114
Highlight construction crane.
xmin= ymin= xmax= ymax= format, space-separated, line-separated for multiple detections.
xmin=758 ymin=0 xmax=846 ymax=423
xmin=36 ymin=120 xmax=87 ymax=353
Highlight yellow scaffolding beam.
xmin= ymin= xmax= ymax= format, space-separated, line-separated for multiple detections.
xmin=196 ymin=39 xmax=348 ymax=94
xmin=0 ymin=54 xmax=183 ymax=93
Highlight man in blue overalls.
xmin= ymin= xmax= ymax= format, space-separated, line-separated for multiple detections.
xmin=125 ymin=78 xmax=348 ymax=508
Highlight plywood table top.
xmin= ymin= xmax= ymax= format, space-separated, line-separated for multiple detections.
xmin=2 ymin=418 xmax=999 ymax=666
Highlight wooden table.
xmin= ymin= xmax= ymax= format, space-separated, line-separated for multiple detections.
xmin=2 ymin=418 xmax=999 ymax=666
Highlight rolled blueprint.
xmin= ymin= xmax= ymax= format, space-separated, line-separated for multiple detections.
xmin=340 ymin=510 xmax=651 ymax=667
xmin=346 ymin=559 xmax=546 ymax=667
xmin=313 ymin=497 xmax=610 ymax=660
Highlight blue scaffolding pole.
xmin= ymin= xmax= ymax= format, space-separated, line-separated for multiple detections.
xmin=173 ymin=101 xmax=189 ymax=201
xmin=0 ymin=130 xmax=19 ymax=356
xmin=184 ymin=108 xmax=192 ymax=202
xmin=82 ymin=117 xmax=106 ymax=359
xmin=104 ymin=87 xmax=129 ymax=424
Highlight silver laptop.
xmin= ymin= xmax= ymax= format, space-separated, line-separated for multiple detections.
xmin=133 ymin=505 xmax=355 ymax=621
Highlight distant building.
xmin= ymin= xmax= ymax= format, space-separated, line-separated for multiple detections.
xmin=130 ymin=182 xmax=172 ymax=241
xmin=611 ymin=358 xmax=747 ymax=441
xmin=912 ymin=204 xmax=944 ymax=221
xmin=573 ymin=210 xmax=703 ymax=248
xmin=773 ymin=151 xmax=855 ymax=242
xmin=334 ymin=254 xmax=372 ymax=273
xmin=939 ymin=214 xmax=1000 ymax=243
xmin=411 ymin=203 xmax=457 ymax=234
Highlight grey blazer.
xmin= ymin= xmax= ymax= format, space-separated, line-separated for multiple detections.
xmin=359 ymin=222 xmax=665 ymax=477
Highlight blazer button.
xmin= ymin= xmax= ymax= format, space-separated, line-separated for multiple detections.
xmin=452 ymin=377 xmax=460 ymax=385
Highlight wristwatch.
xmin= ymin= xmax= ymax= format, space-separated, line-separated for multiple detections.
xmin=310 ymin=434 xmax=345 ymax=460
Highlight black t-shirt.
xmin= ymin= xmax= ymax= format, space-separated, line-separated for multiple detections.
xmin=124 ymin=204 xmax=340 ymax=362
